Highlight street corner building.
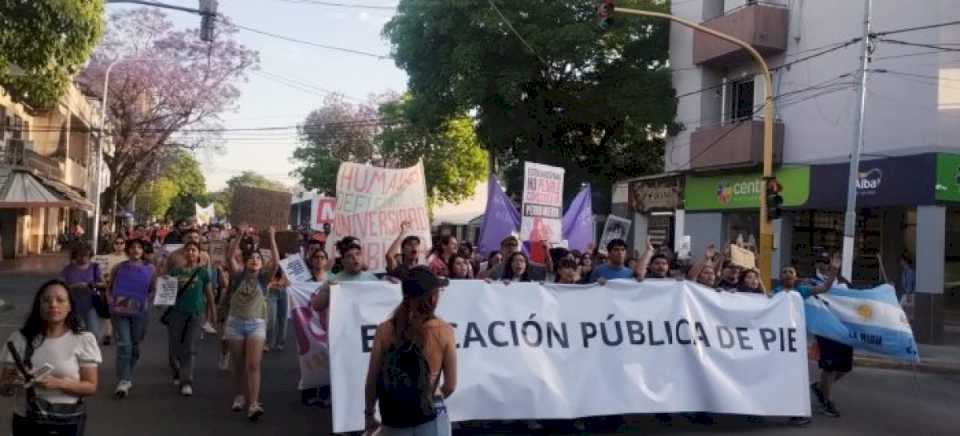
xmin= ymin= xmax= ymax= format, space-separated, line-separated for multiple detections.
xmin=609 ymin=0 xmax=960 ymax=346
xmin=0 ymin=83 xmax=103 ymax=260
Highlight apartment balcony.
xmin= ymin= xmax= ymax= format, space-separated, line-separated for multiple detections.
xmin=693 ymin=2 xmax=788 ymax=68
xmin=1 ymin=140 xmax=64 ymax=180
xmin=689 ymin=118 xmax=784 ymax=171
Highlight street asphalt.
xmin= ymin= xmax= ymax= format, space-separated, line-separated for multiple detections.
xmin=0 ymin=270 xmax=958 ymax=435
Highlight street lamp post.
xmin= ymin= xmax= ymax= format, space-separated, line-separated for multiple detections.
xmin=613 ymin=7 xmax=777 ymax=288
xmin=91 ymin=57 xmax=151 ymax=255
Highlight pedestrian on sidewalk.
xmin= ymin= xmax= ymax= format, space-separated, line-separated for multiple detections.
xmin=163 ymin=241 xmax=216 ymax=397
xmin=107 ymin=239 xmax=157 ymax=399
xmin=364 ymin=266 xmax=457 ymax=436
xmin=60 ymin=245 xmax=105 ymax=340
xmin=1 ymin=279 xmax=102 ymax=436
xmin=224 ymin=225 xmax=279 ymax=421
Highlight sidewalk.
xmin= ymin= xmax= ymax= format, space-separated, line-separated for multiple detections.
xmin=0 ymin=252 xmax=69 ymax=275
xmin=856 ymin=343 xmax=960 ymax=375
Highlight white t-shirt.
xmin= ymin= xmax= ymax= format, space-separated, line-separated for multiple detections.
xmin=2 ymin=331 xmax=101 ymax=416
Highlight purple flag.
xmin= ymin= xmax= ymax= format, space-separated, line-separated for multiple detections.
xmin=562 ymin=184 xmax=594 ymax=253
xmin=477 ymin=177 xmax=520 ymax=256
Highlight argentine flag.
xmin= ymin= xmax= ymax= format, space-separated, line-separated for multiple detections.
xmin=805 ymin=284 xmax=919 ymax=362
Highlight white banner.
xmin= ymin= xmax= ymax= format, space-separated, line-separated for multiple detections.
xmin=330 ymin=280 xmax=810 ymax=433
xmin=333 ymin=161 xmax=431 ymax=272
xmin=520 ymin=162 xmax=564 ymax=243
xmin=195 ymin=203 xmax=215 ymax=226
xmin=288 ymin=282 xmax=331 ymax=390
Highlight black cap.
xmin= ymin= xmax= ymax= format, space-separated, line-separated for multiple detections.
xmin=402 ymin=266 xmax=449 ymax=297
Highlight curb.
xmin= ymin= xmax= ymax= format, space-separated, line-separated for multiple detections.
xmin=854 ymin=356 xmax=960 ymax=376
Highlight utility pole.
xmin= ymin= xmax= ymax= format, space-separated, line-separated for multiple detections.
xmin=840 ymin=0 xmax=873 ymax=280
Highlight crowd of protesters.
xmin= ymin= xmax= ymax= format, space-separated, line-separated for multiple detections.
xmin=1 ymin=214 xmax=861 ymax=436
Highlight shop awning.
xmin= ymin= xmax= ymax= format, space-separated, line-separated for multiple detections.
xmin=0 ymin=168 xmax=74 ymax=209
xmin=0 ymin=168 xmax=94 ymax=211
xmin=39 ymin=176 xmax=94 ymax=212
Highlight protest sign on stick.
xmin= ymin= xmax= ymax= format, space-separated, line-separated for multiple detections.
xmin=280 ymin=254 xmax=312 ymax=283
xmin=598 ymin=215 xmax=632 ymax=254
xmin=730 ymin=244 xmax=757 ymax=269
xmin=520 ymin=162 xmax=564 ymax=244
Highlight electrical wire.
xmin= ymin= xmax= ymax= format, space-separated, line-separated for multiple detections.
xmin=875 ymin=38 xmax=960 ymax=53
xmin=487 ymin=0 xmax=548 ymax=66
xmin=226 ymin=20 xmax=391 ymax=59
xmin=274 ymin=0 xmax=395 ymax=11
xmin=872 ymin=19 xmax=960 ymax=37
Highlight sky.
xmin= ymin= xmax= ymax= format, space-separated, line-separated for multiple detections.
xmin=107 ymin=0 xmax=407 ymax=191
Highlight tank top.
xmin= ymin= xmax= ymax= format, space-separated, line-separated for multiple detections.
xmin=229 ymin=271 xmax=268 ymax=320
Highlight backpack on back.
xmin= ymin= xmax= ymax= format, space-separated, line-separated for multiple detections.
xmin=377 ymin=337 xmax=437 ymax=428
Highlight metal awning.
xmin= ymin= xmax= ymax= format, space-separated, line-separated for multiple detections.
xmin=0 ymin=168 xmax=93 ymax=211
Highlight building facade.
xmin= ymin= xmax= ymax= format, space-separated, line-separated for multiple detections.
xmin=0 ymin=84 xmax=100 ymax=259
xmin=615 ymin=0 xmax=960 ymax=344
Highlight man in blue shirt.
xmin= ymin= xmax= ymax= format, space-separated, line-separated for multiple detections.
xmin=590 ymin=239 xmax=637 ymax=284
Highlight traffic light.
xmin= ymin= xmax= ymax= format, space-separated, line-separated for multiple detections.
xmin=598 ymin=0 xmax=615 ymax=29
xmin=199 ymin=0 xmax=218 ymax=42
xmin=766 ymin=179 xmax=783 ymax=220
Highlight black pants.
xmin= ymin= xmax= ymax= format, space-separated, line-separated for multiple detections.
xmin=12 ymin=413 xmax=86 ymax=436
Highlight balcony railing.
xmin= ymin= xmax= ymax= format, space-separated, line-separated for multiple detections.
xmin=689 ymin=118 xmax=784 ymax=171
xmin=1 ymin=139 xmax=66 ymax=180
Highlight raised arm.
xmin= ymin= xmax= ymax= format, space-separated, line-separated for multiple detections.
xmin=688 ymin=243 xmax=718 ymax=280
xmin=265 ymin=226 xmax=281 ymax=279
xmin=385 ymin=221 xmax=411 ymax=272
xmin=634 ymin=238 xmax=655 ymax=279
xmin=227 ymin=234 xmax=242 ymax=274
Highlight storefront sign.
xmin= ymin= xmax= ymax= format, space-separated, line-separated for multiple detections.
xmin=684 ymin=166 xmax=810 ymax=211
xmin=935 ymin=153 xmax=960 ymax=203
xmin=805 ymin=154 xmax=937 ymax=209
xmin=629 ymin=177 xmax=682 ymax=212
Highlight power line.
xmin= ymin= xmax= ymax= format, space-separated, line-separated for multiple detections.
xmin=487 ymin=0 xmax=548 ymax=66
xmin=872 ymin=19 xmax=960 ymax=37
xmin=275 ymin=0 xmax=395 ymax=11
xmin=874 ymin=69 xmax=960 ymax=82
xmin=875 ymin=38 xmax=960 ymax=53
xmin=227 ymin=20 xmax=390 ymax=59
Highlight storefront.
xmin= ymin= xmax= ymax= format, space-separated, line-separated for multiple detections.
xmin=623 ymin=174 xmax=683 ymax=253
xmin=681 ymin=153 xmax=960 ymax=344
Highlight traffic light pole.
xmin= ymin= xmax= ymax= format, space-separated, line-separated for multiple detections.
xmin=613 ymin=7 xmax=777 ymax=289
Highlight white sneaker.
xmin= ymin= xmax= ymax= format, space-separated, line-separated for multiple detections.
xmin=180 ymin=384 xmax=193 ymax=397
xmin=202 ymin=322 xmax=217 ymax=335
xmin=232 ymin=395 xmax=245 ymax=412
xmin=115 ymin=380 xmax=132 ymax=398
xmin=218 ymin=353 xmax=230 ymax=372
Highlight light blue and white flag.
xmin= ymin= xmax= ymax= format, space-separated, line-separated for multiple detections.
xmin=805 ymin=284 xmax=919 ymax=362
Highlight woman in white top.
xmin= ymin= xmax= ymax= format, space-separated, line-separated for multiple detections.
xmin=1 ymin=279 xmax=102 ymax=436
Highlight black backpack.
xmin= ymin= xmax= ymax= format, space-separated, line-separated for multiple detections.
xmin=377 ymin=336 xmax=438 ymax=428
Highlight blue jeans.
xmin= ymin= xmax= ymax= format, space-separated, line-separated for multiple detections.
xmin=266 ymin=289 xmax=288 ymax=349
xmin=113 ymin=314 xmax=147 ymax=383
xmin=81 ymin=307 xmax=100 ymax=340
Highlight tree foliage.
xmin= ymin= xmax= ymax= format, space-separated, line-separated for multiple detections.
xmin=384 ymin=0 xmax=675 ymax=212
xmin=0 ymin=0 xmax=104 ymax=108
xmin=77 ymin=8 xmax=258 ymax=218
xmin=137 ymin=178 xmax=178 ymax=219
xmin=133 ymin=150 xmax=207 ymax=221
xmin=293 ymin=94 xmax=488 ymax=204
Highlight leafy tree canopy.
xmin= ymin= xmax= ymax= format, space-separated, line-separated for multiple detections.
xmin=384 ymin=0 xmax=675 ymax=212
xmin=0 ymin=0 xmax=104 ymax=108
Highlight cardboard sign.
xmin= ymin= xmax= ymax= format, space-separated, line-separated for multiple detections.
xmin=313 ymin=197 xmax=336 ymax=231
xmin=280 ymin=253 xmax=312 ymax=283
xmin=154 ymin=276 xmax=179 ymax=306
xmin=231 ymin=186 xmax=291 ymax=230
xmin=678 ymin=235 xmax=692 ymax=260
xmin=263 ymin=230 xmax=301 ymax=256
xmin=730 ymin=244 xmax=757 ymax=269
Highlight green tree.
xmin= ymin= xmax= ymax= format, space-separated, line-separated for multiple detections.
xmin=293 ymin=94 xmax=488 ymax=204
xmin=0 ymin=0 xmax=104 ymax=108
xmin=137 ymin=178 xmax=178 ymax=220
xmin=384 ymin=0 xmax=675 ymax=212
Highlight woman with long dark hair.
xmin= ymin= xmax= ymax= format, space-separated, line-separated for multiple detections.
xmin=502 ymin=252 xmax=532 ymax=283
xmin=447 ymin=254 xmax=473 ymax=280
xmin=1 ymin=280 xmax=101 ymax=435
xmin=108 ymin=239 xmax=157 ymax=399
xmin=224 ymin=226 xmax=279 ymax=421
xmin=364 ymin=266 xmax=457 ymax=436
